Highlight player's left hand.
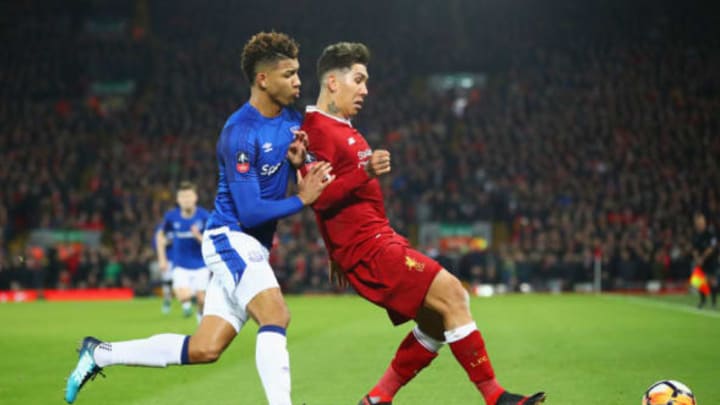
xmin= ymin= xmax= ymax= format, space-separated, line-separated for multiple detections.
xmin=366 ymin=149 xmax=391 ymax=178
xmin=287 ymin=130 xmax=308 ymax=168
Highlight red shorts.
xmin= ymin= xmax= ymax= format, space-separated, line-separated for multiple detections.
xmin=346 ymin=241 xmax=442 ymax=325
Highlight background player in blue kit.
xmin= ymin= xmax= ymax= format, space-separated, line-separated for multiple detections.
xmin=156 ymin=182 xmax=210 ymax=322
xmin=64 ymin=31 xmax=333 ymax=405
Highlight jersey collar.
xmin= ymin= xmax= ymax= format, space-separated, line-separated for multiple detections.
xmin=305 ymin=105 xmax=353 ymax=127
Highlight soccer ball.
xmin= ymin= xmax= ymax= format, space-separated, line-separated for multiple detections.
xmin=642 ymin=380 xmax=696 ymax=405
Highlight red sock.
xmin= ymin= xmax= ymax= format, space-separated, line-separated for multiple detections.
xmin=368 ymin=330 xmax=439 ymax=400
xmin=448 ymin=329 xmax=505 ymax=404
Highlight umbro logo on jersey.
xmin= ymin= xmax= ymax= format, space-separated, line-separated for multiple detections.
xmin=262 ymin=142 xmax=273 ymax=153
xmin=348 ymin=137 xmax=356 ymax=145
xmin=236 ymin=151 xmax=250 ymax=174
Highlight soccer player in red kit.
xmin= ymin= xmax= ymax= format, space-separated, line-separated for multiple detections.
xmin=300 ymin=42 xmax=546 ymax=405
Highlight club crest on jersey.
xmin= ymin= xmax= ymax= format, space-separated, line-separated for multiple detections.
xmin=236 ymin=151 xmax=250 ymax=173
xmin=405 ymin=256 xmax=425 ymax=272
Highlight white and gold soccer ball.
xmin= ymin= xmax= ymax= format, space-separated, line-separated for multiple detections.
xmin=642 ymin=380 xmax=696 ymax=405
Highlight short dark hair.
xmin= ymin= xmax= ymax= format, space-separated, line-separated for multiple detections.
xmin=316 ymin=42 xmax=370 ymax=81
xmin=178 ymin=181 xmax=196 ymax=192
xmin=241 ymin=31 xmax=299 ymax=84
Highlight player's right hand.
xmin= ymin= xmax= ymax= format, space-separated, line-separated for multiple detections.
xmin=366 ymin=149 xmax=391 ymax=178
xmin=286 ymin=130 xmax=308 ymax=168
xmin=329 ymin=260 xmax=349 ymax=289
xmin=297 ymin=161 xmax=334 ymax=205
xmin=158 ymin=259 xmax=169 ymax=272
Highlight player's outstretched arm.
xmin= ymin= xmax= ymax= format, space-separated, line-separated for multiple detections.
xmin=155 ymin=227 xmax=169 ymax=272
xmin=223 ymin=124 xmax=332 ymax=228
xmin=229 ymin=163 xmax=333 ymax=228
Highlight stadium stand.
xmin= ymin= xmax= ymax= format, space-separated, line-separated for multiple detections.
xmin=1 ymin=0 xmax=718 ymax=294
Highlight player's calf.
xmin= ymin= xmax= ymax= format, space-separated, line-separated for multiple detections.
xmin=186 ymin=316 xmax=237 ymax=363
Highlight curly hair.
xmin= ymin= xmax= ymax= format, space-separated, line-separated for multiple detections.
xmin=316 ymin=42 xmax=370 ymax=81
xmin=241 ymin=31 xmax=299 ymax=84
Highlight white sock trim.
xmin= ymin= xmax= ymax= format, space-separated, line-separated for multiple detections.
xmin=444 ymin=322 xmax=477 ymax=343
xmin=412 ymin=326 xmax=444 ymax=352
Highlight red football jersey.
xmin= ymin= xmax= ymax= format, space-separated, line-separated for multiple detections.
xmin=301 ymin=107 xmax=405 ymax=270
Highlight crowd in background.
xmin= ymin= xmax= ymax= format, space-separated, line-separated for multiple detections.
xmin=1 ymin=0 xmax=718 ymax=294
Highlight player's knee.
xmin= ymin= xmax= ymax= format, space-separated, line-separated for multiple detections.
xmin=445 ymin=277 xmax=470 ymax=313
xmin=253 ymin=302 xmax=291 ymax=328
xmin=417 ymin=321 xmax=445 ymax=341
xmin=429 ymin=273 xmax=469 ymax=316
xmin=440 ymin=275 xmax=470 ymax=319
xmin=414 ymin=307 xmax=445 ymax=340
xmin=190 ymin=343 xmax=223 ymax=364
xmin=247 ymin=288 xmax=291 ymax=327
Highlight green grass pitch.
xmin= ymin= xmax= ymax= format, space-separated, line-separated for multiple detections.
xmin=1 ymin=293 xmax=718 ymax=404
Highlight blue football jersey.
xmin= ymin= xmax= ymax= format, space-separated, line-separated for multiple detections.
xmin=206 ymin=102 xmax=303 ymax=249
xmin=161 ymin=207 xmax=210 ymax=269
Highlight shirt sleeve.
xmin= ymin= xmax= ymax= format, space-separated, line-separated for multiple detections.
xmin=304 ymin=131 xmax=371 ymax=211
xmin=199 ymin=209 xmax=209 ymax=232
xmin=222 ymin=126 xmax=304 ymax=228
xmin=160 ymin=212 xmax=172 ymax=234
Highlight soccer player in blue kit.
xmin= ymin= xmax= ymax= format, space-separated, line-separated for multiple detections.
xmin=64 ymin=31 xmax=333 ymax=405
xmin=156 ymin=181 xmax=210 ymax=321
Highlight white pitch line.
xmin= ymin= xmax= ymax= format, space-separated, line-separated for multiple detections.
xmin=601 ymin=294 xmax=720 ymax=319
